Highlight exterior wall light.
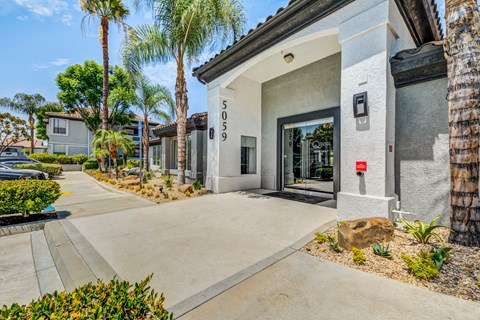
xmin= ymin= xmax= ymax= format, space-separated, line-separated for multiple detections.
xmin=283 ymin=53 xmax=295 ymax=63
xmin=209 ymin=127 xmax=214 ymax=139
xmin=353 ymin=92 xmax=368 ymax=118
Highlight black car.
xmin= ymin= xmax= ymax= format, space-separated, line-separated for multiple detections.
xmin=0 ymin=157 xmax=41 ymax=165
xmin=0 ymin=163 xmax=46 ymax=180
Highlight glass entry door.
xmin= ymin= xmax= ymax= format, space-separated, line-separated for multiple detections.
xmin=283 ymin=117 xmax=334 ymax=194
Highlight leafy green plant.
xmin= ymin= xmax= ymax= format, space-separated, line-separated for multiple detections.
xmin=315 ymin=232 xmax=329 ymax=244
xmin=401 ymin=252 xmax=439 ymax=281
xmin=399 ymin=216 xmax=448 ymax=245
xmin=83 ymin=159 xmax=99 ymax=170
xmin=429 ymin=246 xmax=452 ymax=269
xmin=71 ymin=154 xmax=89 ymax=164
xmin=328 ymin=236 xmax=342 ymax=253
xmin=193 ymin=180 xmax=202 ymax=190
xmin=126 ymin=159 xmax=140 ymax=169
xmin=1 ymin=276 xmax=173 ymax=319
xmin=28 ymin=153 xmax=57 ymax=163
xmin=352 ymin=247 xmax=366 ymax=265
xmin=372 ymin=243 xmax=392 ymax=259
xmin=56 ymin=154 xmax=72 ymax=164
xmin=163 ymin=175 xmax=174 ymax=190
xmin=0 ymin=180 xmax=61 ymax=215
xmin=315 ymin=167 xmax=333 ymax=178
xmin=185 ymin=190 xmax=191 ymax=197
xmin=14 ymin=163 xmax=62 ymax=176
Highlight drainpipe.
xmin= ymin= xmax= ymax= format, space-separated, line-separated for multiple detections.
xmin=391 ymin=200 xmax=416 ymax=221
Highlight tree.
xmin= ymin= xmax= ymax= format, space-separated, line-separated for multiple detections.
xmin=444 ymin=0 xmax=480 ymax=246
xmin=56 ymin=61 xmax=135 ymax=134
xmin=123 ymin=0 xmax=244 ymax=185
xmin=0 ymin=113 xmax=30 ymax=155
xmin=93 ymin=129 xmax=134 ymax=178
xmin=133 ymin=75 xmax=174 ymax=170
xmin=35 ymin=102 xmax=63 ymax=140
xmin=0 ymin=93 xmax=46 ymax=154
xmin=81 ymin=0 xmax=130 ymax=132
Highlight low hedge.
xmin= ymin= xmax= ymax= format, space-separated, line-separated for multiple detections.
xmin=83 ymin=159 xmax=99 ymax=170
xmin=1 ymin=276 xmax=173 ymax=319
xmin=28 ymin=153 xmax=89 ymax=164
xmin=0 ymin=180 xmax=61 ymax=215
xmin=15 ymin=163 xmax=62 ymax=176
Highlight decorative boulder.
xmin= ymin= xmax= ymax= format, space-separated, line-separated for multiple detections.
xmin=179 ymin=184 xmax=194 ymax=193
xmin=338 ymin=217 xmax=394 ymax=250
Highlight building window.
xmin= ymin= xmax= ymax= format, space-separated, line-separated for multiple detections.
xmin=172 ymin=139 xmax=178 ymax=169
xmin=53 ymin=118 xmax=67 ymax=134
xmin=186 ymin=134 xmax=192 ymax=171
xmin=241 ymin=136 xmax=256 ymax=174
xmin=53 ymin=144 xmax=66 ymax=155
xmin=152 ymin=145 xmax=162 ymax=167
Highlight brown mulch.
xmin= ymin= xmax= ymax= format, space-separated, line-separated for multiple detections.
xmin=301 ymin=227 xmax=480 ymax=302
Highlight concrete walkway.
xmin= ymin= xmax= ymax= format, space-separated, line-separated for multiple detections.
xmin=69 ymin=191 xmax=338 ymax=310
xmin=181 ymin=252 xmax=480 ymax=320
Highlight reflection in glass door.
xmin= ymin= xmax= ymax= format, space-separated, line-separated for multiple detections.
xmin=283 ymin=117 xmax=334 ymax=194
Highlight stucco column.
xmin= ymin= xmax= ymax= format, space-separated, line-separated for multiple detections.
xmin=336 ymin=2 xmax=399 ymax=220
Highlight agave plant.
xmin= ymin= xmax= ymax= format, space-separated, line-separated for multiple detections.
xmin=328 ymin=236 xmax=342 ymax=253
xmin=372 ymin=243 xmax=392 ymax=259
xmin=399 ymin=215 xmax=448 ymax=245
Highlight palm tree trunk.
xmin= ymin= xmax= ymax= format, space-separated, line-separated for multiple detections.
xmin=176 ymin=64 xmax=188 ymax=186
xmin=143 ymin=116 xmax=149 ymax=171
xmin=445 ymin=0 xmax=480 ymax=247
xmin=113 ymin=158 xmax=118 ymax=180
xmin=28 ymin=114 xmax=35 ymax=154
xmin=101 ymin=17 xmax=109 ymax=131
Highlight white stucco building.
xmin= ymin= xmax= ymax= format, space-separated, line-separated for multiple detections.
xmin=193 ymin=0 xmax=444 ymax=221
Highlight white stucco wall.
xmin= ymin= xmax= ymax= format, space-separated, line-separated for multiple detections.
xmin=261 ymin=53 xmax=341 ymax=190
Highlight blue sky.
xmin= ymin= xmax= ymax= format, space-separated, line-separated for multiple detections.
xmin=0 ymin=0 xmax=444 ymax=120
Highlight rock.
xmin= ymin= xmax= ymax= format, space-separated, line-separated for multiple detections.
xmin=178 ymin=184 xmax=194 ymax=193
xmin=338 ymin=217 xmax=394 ymax=250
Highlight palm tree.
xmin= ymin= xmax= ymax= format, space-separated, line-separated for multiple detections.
xmin=93 ymin=129 xmax=134 ymax=179
xmin=444 ymin=0 xmax=480 ymax=247
xmin=81 ymin=0 xmax=130 ymax=132
xmin=133 ymin=75 xmax=174 ymax=170
xmin=123 ymin=0 xmax=244 ymax=185
xmin=119 ymin=134 xmax=136 ymax=166
xmin=0 ymin=93 xmax=46 ymax=154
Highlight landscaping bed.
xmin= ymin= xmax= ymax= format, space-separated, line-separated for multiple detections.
xmin=301 ymin=226 xmax=480 ymax=302
xmin=0 ymin=212 xmax=57 ymax=227
xmin=85 ymin=170 xmax=210 ymax=204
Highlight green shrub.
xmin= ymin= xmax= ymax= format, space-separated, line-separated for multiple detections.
xmin=163 ymin=175 xmax=174 ymax=190
xmin=193 ymin=180 xmax=202 ymax=190
xmin=14 ymin=163 xmax=62 ymax=176
xmin=0 ymin=180 xmax=61 ymax=215
xmin=401 ymin=252 xmax=439 ymax=281
xmin=126 ymin=159 xmax=140 ymax=169
xmin=71 ymin=154 xmax=89 ymax=164
xmin=352 ymin=247 xmax=366 ymax=265
xmin=315 ymin=167 xmax=333 ymax=178
xmin=372 ymin=243 xmax=392 ymax=259
xmin=315 ymin=232 xmax=329 ymax=244
xmin=429 ymin=246 xmax=452 ymax=269
xmin=399 ymin=215 xmax=448 ymax=245
xmin=83 ymin=159 xmax=99 ymax=170
xmin=0 ymin=276 xmax=172 ymax=319
xmin=28 ymin=153 xmax=57 ymax=163
xmin=55 ymin=154 xmax=71 ymax=164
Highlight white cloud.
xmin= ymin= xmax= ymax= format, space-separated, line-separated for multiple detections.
xmin=16 ymin=15 xmax=28 ymax=21
xmin=143 ymin=61 xmax=177 ymax=93
xmin=14 ymin=0 xmax=68 ymax=17
xmin=32 ymin=58 xmax=70 ymax=70
xmin=61 ymin=13 xmax=72 ymax=25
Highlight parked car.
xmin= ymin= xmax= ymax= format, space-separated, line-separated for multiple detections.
xmin=0 ymin=157 xmax=41 ymax=165
xmin=0 ymin=163 xmax=47 ymax=180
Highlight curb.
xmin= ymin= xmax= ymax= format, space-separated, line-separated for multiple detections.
xmin=172 ymin=219 xmax=336 ymax=318
xmin=43 ymin=220 xmax=119 ymax=292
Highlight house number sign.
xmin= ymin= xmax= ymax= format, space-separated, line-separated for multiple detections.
xmin=222 ymin=100 xmax=228 ymax=141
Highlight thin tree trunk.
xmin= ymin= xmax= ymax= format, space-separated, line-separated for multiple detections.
xmin=445 ymin=0 xmax=480 ymax=247
xmin=100 ymin=17 xmax=110 ymax=172
xmin=114 ymin=158 xmax=118 ymax=180
xmin=28 ymin=115 xmax=35 ymax=154
xmin=143 ymin=116 xmax=149 ymax=171
xmin=123 ymin=153 xmax=128 ymax=166
xmin=176 ymin=64 xmax=188 ymax=186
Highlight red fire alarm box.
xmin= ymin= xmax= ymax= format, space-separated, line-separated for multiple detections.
xmin=356 ymin=161 xmax=367 ymax=172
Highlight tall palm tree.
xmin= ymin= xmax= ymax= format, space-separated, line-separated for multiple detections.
xmin=123 ymin=0 xmax=244 ymax=185
xmin=0 ymin=93 xmax=46 ymax=154
xmin=93 ymin=129 xmax=134 ymax=179
xmin=444 ymin=0 xmax=480 ymax=247
xmin=133 ymin=75 xmax=174 ymax=170
xmin=81 ymin=0 xmax=130 ymax=132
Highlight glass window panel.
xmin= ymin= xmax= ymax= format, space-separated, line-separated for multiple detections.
xmin=241 ymin=136 xmax=256 ymax=174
